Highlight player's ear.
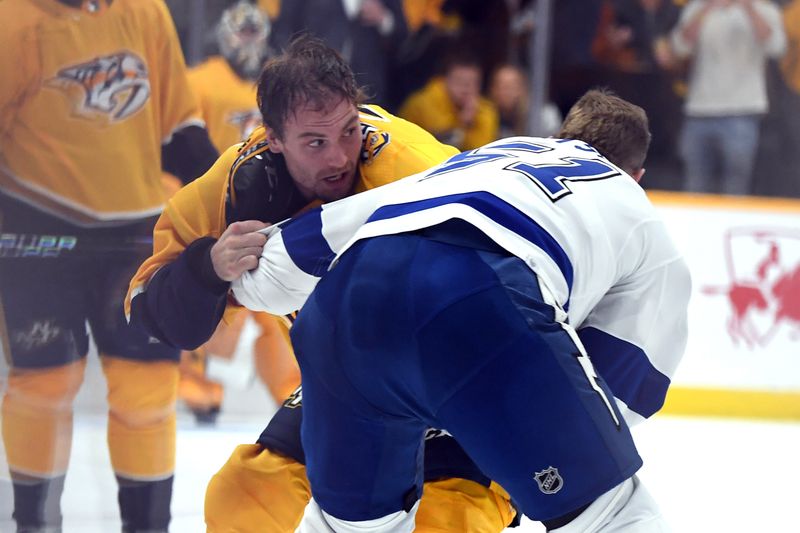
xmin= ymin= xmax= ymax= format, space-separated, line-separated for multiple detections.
xmin=265 ymin=126 xmax=283 ymax=153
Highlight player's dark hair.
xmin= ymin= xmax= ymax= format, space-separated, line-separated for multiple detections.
xmin=256 ymin=33 xmax=366 ymax=138
xmin=557 ymin=88 xmax=651 ymax=175
xmin=439 ymin=44 xmax=483 ymax=77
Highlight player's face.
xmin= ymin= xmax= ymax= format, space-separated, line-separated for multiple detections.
xmin=489 ymin=67 xmax=525 ymax=114
xmin=268 ymin=98 xmax=362 ymax=203
xmin=445 ymin=65 xmax=481 ymax=108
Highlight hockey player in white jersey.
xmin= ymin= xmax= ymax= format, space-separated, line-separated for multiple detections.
xmin=233 ymin=89 xmax=691 ymax=532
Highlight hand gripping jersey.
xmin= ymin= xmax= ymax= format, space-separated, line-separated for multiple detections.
xmin=233 ymin=136 xmax=692 ymax=426
xmin=125 ymin=105 xmax=459 ymax=349
xmin=0 ymin=0 xmax=211 ymax=225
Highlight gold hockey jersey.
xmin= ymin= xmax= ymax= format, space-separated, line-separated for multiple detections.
xmin=125 ymin=105 xmax=459 ymax=318
xmin=188 ymin=56 xmax=261 ymax=153
xmin=0 ymin=0 xmax=204 ymax=224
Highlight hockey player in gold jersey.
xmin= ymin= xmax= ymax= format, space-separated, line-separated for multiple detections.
xmin=176 ymin=1 xmax=302 ymax=423
xmin=126 ymin=35 xmax=518 ymax=532
xmin=0 ymin=1 xmax=218 ymax=531
xmin=189 ymin=0 xmax=269 ymax=152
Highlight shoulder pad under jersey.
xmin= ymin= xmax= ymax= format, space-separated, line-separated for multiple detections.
xmin=225 ymin=141 xmax=306 ymax=225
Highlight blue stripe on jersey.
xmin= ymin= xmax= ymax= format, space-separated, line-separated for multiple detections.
xmin=280 ymin=208 xmax=336 ymax=276
xmin=577 ymin=327 xmax=670 ymax=419
xmin=366 ymin=191 xmax=574 ymax=292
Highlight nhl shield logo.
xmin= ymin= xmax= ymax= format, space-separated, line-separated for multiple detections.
xmin=534 ymin=466 xmax=563 ymax=494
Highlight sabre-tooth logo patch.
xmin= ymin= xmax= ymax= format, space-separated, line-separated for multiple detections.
xmin=48 ymin=51 xmax=151 ymax=122
xmin=534 ymin=466 xmax=563 ymax=494
xmin=359 ymin=124 xmax=390 ymax=164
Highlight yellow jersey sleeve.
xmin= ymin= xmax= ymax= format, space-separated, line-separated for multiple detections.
xmin=125 ymin=143 xmax=240 ymax=315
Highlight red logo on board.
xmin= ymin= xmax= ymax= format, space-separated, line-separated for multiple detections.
xmin=702 ymin=228 xmax=800 ymax=348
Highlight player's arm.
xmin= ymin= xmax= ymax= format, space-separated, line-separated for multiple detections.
xmin=232 ymin=184 xmax=391 ymax=314
xmin=151 ymin=0 xmax=218 ymax=184
xmin=670 ymin=0 xmax=709 ymax=58
xmin=746 ymin=0 xmax=787 ymax=57
xmin=127 ymin=142 xmax=303 ymax=348
xmin=162 ymin=124 xmax=219 ymax=185
xmin=126 ymin=147 xmax=241 ymax=349
xmin=0 ymin=14 xmax=36 ymax=140
xmin=576 ymin=219 xmax=692 ymax=427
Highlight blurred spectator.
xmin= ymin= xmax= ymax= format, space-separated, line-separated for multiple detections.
xmin=0 ymin=1 xmax=217 ymax=531
xmin=777 ymin=0 xmax=800 ymax=194
xmin=781 ymin=0 xmax=800 ymax=90
xmin=506 ymin=0 xmax=537 ymax=67
xmin=271 ymin=0 xmax=408 ymax=108
xmin=400 ymin=50 xmax=499 ymax=149
xmin=671 ymin=0 xmax=786 ymax=195
xmin=442 ymin=1 xmax=513 ymax=82
xmin=488 ymin=63 xmax=562 ymax=138
xmin=550 ymin=0 xmax=606 ymax=117
xmin=391 ymin=0 xmax=455 ymax=107
xmin=594 ymin=0 xmax=682 ymax=73
xmin=393 ymin=1 xmax=526 ymax=110
xmin=592 ymin=0 xmax=684 ymax=188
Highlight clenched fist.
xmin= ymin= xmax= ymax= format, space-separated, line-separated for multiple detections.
xmin=211 ymin=220 xmax=270 ymax=281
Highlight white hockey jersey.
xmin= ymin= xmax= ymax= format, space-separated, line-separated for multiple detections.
xmin=233 ymin=137 xmax=692 ymax=425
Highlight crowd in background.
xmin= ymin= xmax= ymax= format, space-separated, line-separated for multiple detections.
xmin=165 ymin=0 xmax=800 ymax=198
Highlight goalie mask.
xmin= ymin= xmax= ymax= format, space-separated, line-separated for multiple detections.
xmin=217 ymin=1 xmax=271 ymax=80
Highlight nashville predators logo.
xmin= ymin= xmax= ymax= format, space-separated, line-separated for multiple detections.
xmin=48 ymin=51 xmax=150 ymax=122
xmin=360 ymin=124 xmax=390 ymax=164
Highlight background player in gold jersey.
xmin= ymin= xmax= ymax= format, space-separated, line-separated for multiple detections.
xmin=127 ymin=35 xmax=518 ymax=533
xmin=0 ymin=1 xmax=218 ymax=531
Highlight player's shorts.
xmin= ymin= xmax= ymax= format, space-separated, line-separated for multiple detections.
xmin=290 ymin=225 xmax=642 ymax=522
xmin=257 ymin=387 xmax=495 ymax=489
xmin=0 ymin=193 xmax=178 ymax=368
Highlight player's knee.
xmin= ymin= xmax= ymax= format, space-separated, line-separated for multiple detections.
xmin=296 ymin=499 xmax=418 ymax=533
xmin=205 ymin=444 xmax=310 ymax=532
xmin=103 ymin=357 xmax=179 ymax=427
xmin=4 ymin=359 xmax=86 ymax=412
xmin=417 ymin=478 xmax=516 ymax=532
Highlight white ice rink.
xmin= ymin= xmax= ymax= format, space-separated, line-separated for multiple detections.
xmin=1 ymin=358 xmax=799 ymax=532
